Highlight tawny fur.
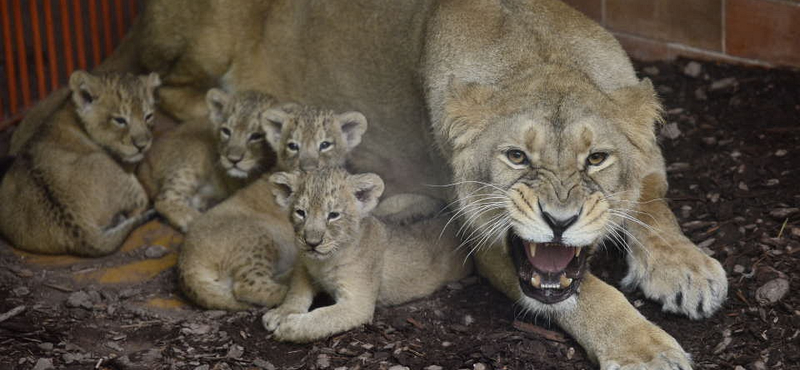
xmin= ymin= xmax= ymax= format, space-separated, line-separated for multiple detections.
xmin=137 ymin=89 xmax=279 ymax=232
xmin=263 ymin=168 xmax=472 ymax=342
xmin=177 ymin=104 xmax=369 ymax=310
xmin=0 ymin=71 xmax=160 ymax=256
xmin=25 ymin=0 xmax=728 ymax=367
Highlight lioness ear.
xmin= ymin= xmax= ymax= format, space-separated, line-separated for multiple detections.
xmin=335 ymin=111 xmax=368 ymax=151
xmin=269 ymin=171 xmax=299 ymax=208
xmin=442 ymin=76 xmax=495 ymax=151
xmin=142 ymin=72 xmax=161 ymax=105
xmin=261 ymin=103 xmax=297 ymax=148
xmin=69 ymin=70 xmax=101 ymax=111
xmin=348 ymin=173 xmax=385 ymax=215
xmin=206 ymin=88 xmax=231 ymax=126
xmin=609 ymin=78 xmax=663 ymax=153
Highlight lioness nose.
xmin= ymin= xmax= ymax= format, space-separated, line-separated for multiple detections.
xmin=542 ymin=211 xmax=579 ymax=241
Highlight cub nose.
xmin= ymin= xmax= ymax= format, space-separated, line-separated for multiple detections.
xmin=541 ymin=211 xmax=579 ymax=241
xmin=305 ymin=238 xmax=323 ymax=249
xmin=227 ymin=154 xmax=243 ymax=164
xmin=133 ymin=138 xmax=149 ymax=152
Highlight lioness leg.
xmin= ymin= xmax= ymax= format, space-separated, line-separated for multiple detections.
xmin=622 ymin=173 xmax=728 ymax=319
xmin=557 ymin=274 xmax=692 ymax=370
xmin=474 ymin=247 xmax=691 ymax=369
xmin=157 ymin=86 xmax=210 ymax=122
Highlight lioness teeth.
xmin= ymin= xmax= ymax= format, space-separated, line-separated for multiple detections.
xmin=559 ymin=275 xmax=573 ymax=288
xmin=530 ymin=274 xmax=541 ymax=288
xmin=528 ymin=243 xmax=536 ymax=258
xmin=574 ymin=247 xmax=581 ymax=257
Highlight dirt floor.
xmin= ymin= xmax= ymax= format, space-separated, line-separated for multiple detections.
xmin=0 ymin=58 xmax=798 ymax=370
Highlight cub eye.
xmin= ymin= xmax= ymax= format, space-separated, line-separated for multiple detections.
xmin=220 ymin=127 xmax=231 ymax=137
xmin=586 ymin=152 xmax=609 ymax=166
xmin=144 ymin=112 xmax=154 ymax=122
xmin=249 ymin=132 xmax=265 ymax=142
xmin=319 ymin=141 xmax=332 ymax=151
xmin=328 ymin=212 xmax=340 ymax=220
xmin=287 ymin=142 xmax=299 ymax=151
xmin=112 ymin=117 xmax=128 ymax=127
xmin=295 ymin=209 xmax=306 ymax=218
xmin=506 ymin=149 xmax=528 ymax=166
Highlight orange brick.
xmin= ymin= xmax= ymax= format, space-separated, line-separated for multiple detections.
xmin=606 ymin=0 xmax=723 ymax=51
xmin=726 ymin=0 xmax=800 ymax=67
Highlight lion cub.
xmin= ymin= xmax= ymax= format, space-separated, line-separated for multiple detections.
xmin=137 ymin=89 xmax=278 ymax=232
xmin=178 ymin=106 xmax=369 ymax=310
xmin=262 ymin=168 xmax=472 ymax=342
xmin=0 ymin=70 xmax=160 ymax=256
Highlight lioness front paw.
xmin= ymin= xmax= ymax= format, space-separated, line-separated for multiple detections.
xmin=601 ymin=348 xmax=691 ymax=370
xmin=623 ymin=237 xmax=728 ymax=320
xmin=599 ymin=334 xmax=692 ymax=370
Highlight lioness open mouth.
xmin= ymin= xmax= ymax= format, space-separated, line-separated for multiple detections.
xmin=507 ymin=231 xmax=589 ymax=304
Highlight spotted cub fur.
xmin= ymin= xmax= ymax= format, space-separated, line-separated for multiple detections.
xmin=137 ymin=89 xmax=278 ymax=232
xmin=262 ymin=168 xmax=472 ymax=342
xmin=178 ymin=105 xmax=369 ymax=310
xmin=0 ymin=70 xmax=160 ymax=256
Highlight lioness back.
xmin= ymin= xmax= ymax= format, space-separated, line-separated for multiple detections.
xmin=0 ymin=70 xmax=160 ymax=256
xmin=178 ymin=104 xmax=370 ymax=310
xmin=138 ymin=89 xmax=278 ymax=232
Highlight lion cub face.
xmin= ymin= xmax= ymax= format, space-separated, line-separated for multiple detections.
xmin=206 ymin=89 xmax=278 ymax=178
xmin=69 ymin=70 xmax=160 ymax=163
xmin=262 ymin=105 xmax=368 ymax=171
xmin=269 ymin=168 xmax=384 ymax=260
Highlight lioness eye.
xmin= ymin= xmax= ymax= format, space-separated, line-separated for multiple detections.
xmin=328 ymin=212 xmax=340 ymax=220
xmin=295 ymin=209 xmax=306 ymax=218
xmin=319 ymin=141 xmax=332 ymax=150
xmin=220 ymin=127 xmax=231 ymax=137
xmin=506 ymin=149 xmax=528 ymax=165
xmin=145 ymin=112 xmax=154 ymax=122
xmin=112 ymin=117 xmax=128 ymax=127
xmin=586 ymin=152 xmax=609 ymax=166
xmin=287 ymin=142 xmax=299 ymax=151
xmin=249 ymin=132 xmax=264 ymax=141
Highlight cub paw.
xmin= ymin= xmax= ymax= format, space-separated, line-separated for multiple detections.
xmin=623 ymin=236 xmax=728 ymax=320
xmin=272 ymin=313 xmax=316 ymax=343
xmin=262 ymin=305 xmax=302 ymax=332
xmin=601 ymin=348 xmax=692 ymax=370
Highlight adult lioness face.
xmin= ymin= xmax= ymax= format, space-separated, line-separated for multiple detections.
xmin=444 ymin=72 xmax=661 ymax=308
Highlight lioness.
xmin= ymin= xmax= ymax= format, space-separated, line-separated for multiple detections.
xmin=263 ymin=168 xmax=471 ymax=342
xmin=42 ymin=0 xmax=727 ymax=367
xmin=0 ymin=70 xmax=159 ymax=256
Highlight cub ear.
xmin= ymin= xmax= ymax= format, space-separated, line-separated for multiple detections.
xmin=269 ymin=171 xmax=299 ymax=208
xmin=142 ymin=72 xmax=161 ymax=103
xmin=608 ymin=78 xmax=663 ymax=153
xmin=206 ymin=88 xmax=232 ymax=126
xmin=335 ymin=111 xmax=368 ymax=151
xmin=69 ymin=70 xmax=101 ymax=111
xmin=260 ymin=103 xmax=297 ymax=148
xmin=348 ymin=173 xmax=385 ymax=215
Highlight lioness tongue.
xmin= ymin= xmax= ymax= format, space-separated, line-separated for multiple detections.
xmin=524 ymin=241 xmax=574 ymax=273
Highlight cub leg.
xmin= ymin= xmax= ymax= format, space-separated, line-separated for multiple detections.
xmin=74 ymin=209 xmax=156 ymax=257
xmin=155 ymin=169 xmax=203 ymax=232
xmin=231 ymin=243 xmax=287 ymax=308
xmin=622 ymin=173 xmax=728 ymax=319
xmin=272 ymin=280 xmax=378 ymax=343
xmin=556 ymin=274 xmax=692 ymax=370
xmin=262 ymin=265 xmax=316 ymax=331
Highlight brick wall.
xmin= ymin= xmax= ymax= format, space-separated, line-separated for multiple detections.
xmin=562 ymin=0 xmax=800 ymax=68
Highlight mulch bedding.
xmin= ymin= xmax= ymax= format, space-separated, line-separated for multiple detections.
xmin=0 ymin=58 xmax=798 ymax=370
